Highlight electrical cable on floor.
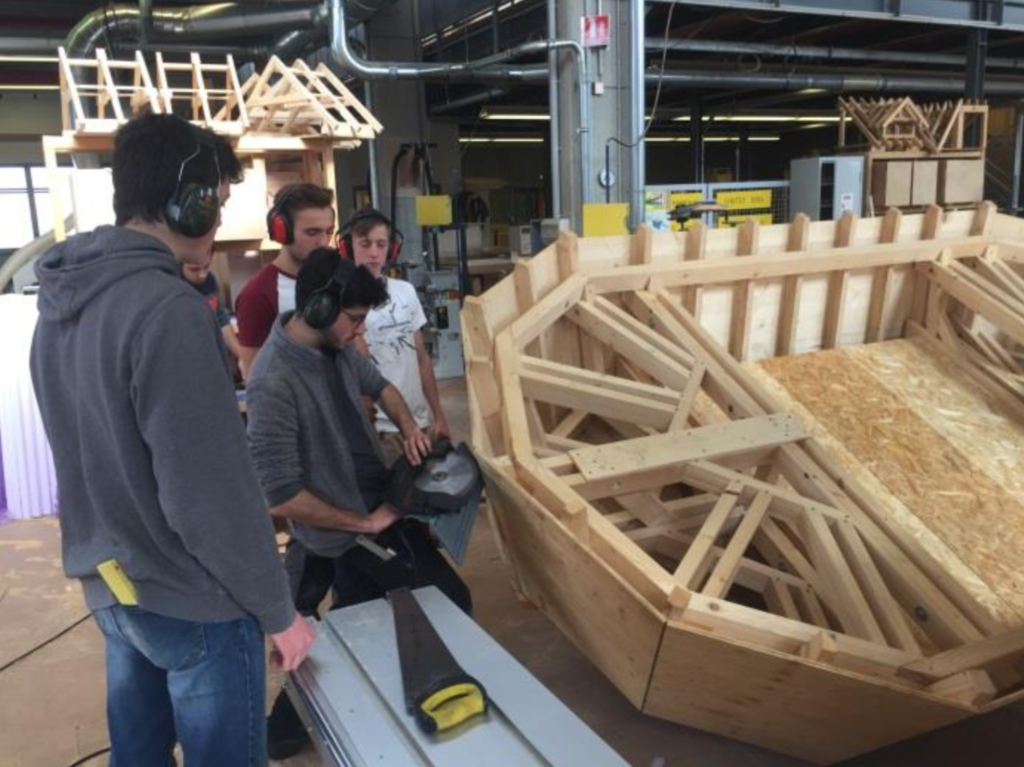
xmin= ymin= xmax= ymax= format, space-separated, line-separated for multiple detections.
xmin=66 ymin=747 xmax=112 ymax=767
xmin=0 ymin=613 xmax=91 ymax=675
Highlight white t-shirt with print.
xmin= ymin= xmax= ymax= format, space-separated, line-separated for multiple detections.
xmin=364 ymin=278 xmax=431 ymax=432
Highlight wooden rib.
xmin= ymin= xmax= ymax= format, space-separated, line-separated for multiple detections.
xmin=567 ymin=300 xmax=693 ymax=390
xmin=682 ymin=220 xmax=706 ymax=315
xmin=702 ymin=475 xmax=777 ymax=599
xmin=631 ymin=222 xmax=654 ymax=265
xmin=764 ymin=578 xmax=802 ymax=621
xmin=777 ymin=212 xmax=810 ymax=356
xmin=802 ymin=512 xmax=888 ymax=645
xmin=728 ymin=219 xmax=759 ymax=361
xmin=922 ymin=260 xmax=1024 ymax=345
xmin=822 ymin=211 xmax=856 ymax=349
xmin=669 ymin=361 xmax=706 ymax=430
xmin=910 ymin=204 xmax=943 ymax=324
xmin=898 ymin=625 xmax=1024 ymax=684
xmin=834 ymin=520 xmax=921 ymax=653
xmin=865 ymin=207 xmax=902 ymax=343
xmin=674 ymin=485 xmax=742 ymax=588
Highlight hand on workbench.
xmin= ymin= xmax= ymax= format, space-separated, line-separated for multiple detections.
xmin=402 ymin=427 xmax=432 ymax=466
xmin=367 ymin=503 xmax=401 ymax=534
xmin=269 ymin=615 xmax=317 ymax=672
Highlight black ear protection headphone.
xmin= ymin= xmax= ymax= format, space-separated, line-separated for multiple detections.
xmin=164 ymin=128 xmax=221 ymax=239
xmin=338 ymin=208 xmax=403 ymax=263
xmin=302 ymin=257 xmax=357 ymax=330
xmin=266 ymin=185 xmax=303 ymax=245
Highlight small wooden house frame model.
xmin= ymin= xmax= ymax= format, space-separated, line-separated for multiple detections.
xmin=43 ymin=48 xmax=382 ymax=242
xmin=465 ymin=202 xmax=1024 ymax=764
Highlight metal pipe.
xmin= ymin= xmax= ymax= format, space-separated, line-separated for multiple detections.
xmin=428 ymin=87 xmax=508 ymax=116
xmin=1013 ymin=108 xmax=1024 ymax=214
xmin=643 ymin=37 xmax=1024 ymax=71
xmin=547 ymin=0 xmax=561 ymax=219
xmin=330 ymin=0 xmax=588 ymax=208
xmin=629 ymin=0 xmax=644 ymax=227
xmin=329 ymin=0 xmax=545 ymax=82
xmin=644 ymin=68 xmax=1024 ymax=95
xmin=0 ymin=36 xmax=66 ymax=54
xmin=66 ymin=3 xmax=327 ymax=59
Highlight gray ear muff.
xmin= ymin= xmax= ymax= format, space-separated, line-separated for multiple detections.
xmin=303 ymin=290 xmax=340 ymax=330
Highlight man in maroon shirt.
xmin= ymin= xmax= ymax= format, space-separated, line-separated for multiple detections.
xmin=234 ymin=183 xmax=336 ymax=378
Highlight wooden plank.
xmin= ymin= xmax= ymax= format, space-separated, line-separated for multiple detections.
xmin=682 ymin=220 xmax=706 ymax=315
xmin=922 ymin=260 xmax=1024 ymax=345
xmin=910 ymin=204 xmax=943 ymax=324
xmin=728 ymin=219 xmax=759 ymax=361
xmin=566 ymin=300 xmax=693 ymax=390
xmin=520 ymin=364 xmax=678 ymax=430
xmin=834 ymin=519 xmax=921 ymax=653
xmin=674 ymin=487 xmax=742 ymax=588
xmin=926 ymin=670 xmax=997 ymax=707
xmin=822 ymin=211 xmax=856 ymax=349
xmin=776 ymin=213 xmax=810 ymax=356
xmin=566 ymin=414 xmax=807 ymax=482
xmin=800 ymin=630 xmax=839 ymax=663
xmin=765 ymin=577 xmax=802 ymax=621
xmin=898 ymin=625 xmax=1024 ymax=683
xmin=509 ymin=273 xmax=585 ymax=349
xmin=557 ymin=230 xmax=580 ymax=277
xmin=702 ymin=482 xmax=775 ymax=599
xmin=586 ymin=237 xmax=988 ymax=294
xmin=865 ymin=208 xmax=902 ymax=343
xmin=669 ymin=361 xmax=706 ymax=430
xmin=802 ymin=512 xmax=888 ymax=644
xmin=630 ymin=223 xmax=654 ymax=266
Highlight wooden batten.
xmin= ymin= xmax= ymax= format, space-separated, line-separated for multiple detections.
xmin=468 ymin=206 xmax=1024 ymax=764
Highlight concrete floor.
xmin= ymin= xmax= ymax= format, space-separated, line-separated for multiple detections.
xmin=2 ymin=378 xmax=1023 ymax=767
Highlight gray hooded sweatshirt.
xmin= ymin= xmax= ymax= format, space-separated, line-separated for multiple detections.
xmin=30 ymin=226 xmax=294 ymax=634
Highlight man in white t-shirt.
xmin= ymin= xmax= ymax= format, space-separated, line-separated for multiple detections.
xmin=341 ymin=209 xmax=450 ymax=462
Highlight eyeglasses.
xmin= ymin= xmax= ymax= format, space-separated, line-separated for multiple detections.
xmin=341 ymin=309 xmax=368 ymax=328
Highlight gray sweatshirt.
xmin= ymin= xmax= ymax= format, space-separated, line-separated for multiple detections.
xmin=246 ymin=316 xmax=388 ymax=557
xmin=30 ymin=226 xmax=294 ymax=634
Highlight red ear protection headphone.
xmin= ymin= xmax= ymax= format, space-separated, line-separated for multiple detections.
xmin=265 ymin=185 xmax=303 ymax=245
xmin=338 ymin=208 xmax=403 ymax=263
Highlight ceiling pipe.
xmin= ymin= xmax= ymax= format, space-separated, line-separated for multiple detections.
xmin=429 ymin=87 xmax=509 ymax=116
xmin=645 ymin=37 xmax=1024 ymax=71
xmin=330 ymin=0 xmax=590 ymax=210
xmin=328 ymin=0 xmax=545 ymax=82
xmin=0 ymin=36 xmax=66 ymax=55
xmin=65 ymin=3 xmax=327 ymax=60
xmin=645 ymin=68 xmax=1024 ymax=94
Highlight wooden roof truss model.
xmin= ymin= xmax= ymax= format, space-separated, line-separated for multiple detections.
xmin=838 ymin=96 xmax=988 ymax=156
xmin=465 ymin=202 xmax=1024 ymax=764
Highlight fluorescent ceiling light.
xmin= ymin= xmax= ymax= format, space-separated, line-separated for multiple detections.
xmin=0 ymin=55 xmax=59 ymax=63
xmin=673 ymin=114 xmax=840 ymax=123
xmin=480 ymin=110 xmax=550 ymax=121
xmin=646 ymin=135 xmax=779 ymax=142
xmin=459 ymin=137 xmax=544 ymax=144
xmin=0 ymin=84 xmax=60 ymax=91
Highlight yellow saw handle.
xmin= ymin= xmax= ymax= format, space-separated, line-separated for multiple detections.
xmin=417 ymin=682 xmax=487 ymax=733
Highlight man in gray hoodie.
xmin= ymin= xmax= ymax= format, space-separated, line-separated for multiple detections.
xmin=29 ymin=113 xmax=314 ymax=767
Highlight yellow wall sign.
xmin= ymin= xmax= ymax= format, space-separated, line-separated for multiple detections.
xmin=715 ymin=189 xmax=772 ymax=211
xmin=582 ymin=203 xmax=630 ymax=236
xmin=721 ymin=212 xmax=773 ymax=228
xmin=415 ymin=195 xmax=453 ymax=226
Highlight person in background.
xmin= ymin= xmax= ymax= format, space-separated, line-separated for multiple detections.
xmin=30 ymin=113 xmax=315 ymax=767
xmin=180 ymin=249 xmax=243 ymax=375
xmin=340 ymin=209 xmax=451 ymax=464
xmin=234 ymin=183 xmax=336 ymax=379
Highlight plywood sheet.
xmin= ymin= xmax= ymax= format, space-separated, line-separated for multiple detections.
xmin=481 ymin=459 xmax=665 ymax=709
xmin=644 ymin=624 xmax=970 ymax=765
xmin=757 ymin=345 xmax=1024 ymax=625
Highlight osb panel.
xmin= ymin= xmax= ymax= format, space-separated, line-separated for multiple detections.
xmin=757 ymin=347 xmax=1024 ymax=625
xmin=644 ymin=625 xmax=970 ymax=766
xmin=846 ymin=339 xmax=1024 ymax=502
xmin=481 ymin=462 xmax=665 ymax=709
xmin=746 ymin=363 xmax=1014 ymax=631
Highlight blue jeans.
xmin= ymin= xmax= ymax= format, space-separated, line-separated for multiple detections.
xmin=92 ymin=605 xmax=267 ymax=767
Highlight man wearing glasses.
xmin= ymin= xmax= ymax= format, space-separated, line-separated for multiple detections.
xmin=245 ymin=247 xmax=470 ymax=758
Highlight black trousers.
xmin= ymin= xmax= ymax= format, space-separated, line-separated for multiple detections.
xmin=288 ymin=519 xmax=472 ymax=617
